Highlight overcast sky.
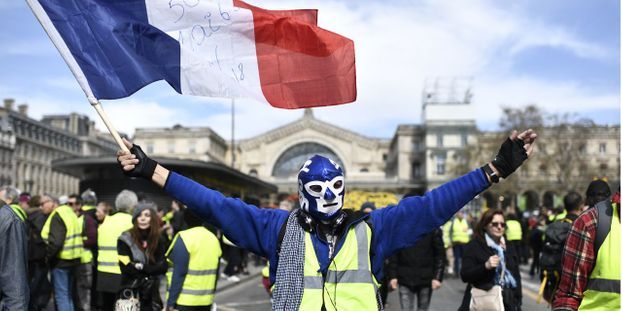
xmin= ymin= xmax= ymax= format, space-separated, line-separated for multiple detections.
xmin=0 ymin=0 xmax=619 ymax=140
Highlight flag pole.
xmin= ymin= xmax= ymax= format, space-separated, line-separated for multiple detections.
xmin=231 ymin=97 xmax=235 ymax=168
xmin=89 ymin=99 xmax=129 ymax=152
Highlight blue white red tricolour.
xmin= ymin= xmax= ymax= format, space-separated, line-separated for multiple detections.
xmin=26 ymin=0 xmax=356 ymax=109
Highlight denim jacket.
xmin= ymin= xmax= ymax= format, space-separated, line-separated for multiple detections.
xmin=0 ymin=204 xmax=29 ymax=310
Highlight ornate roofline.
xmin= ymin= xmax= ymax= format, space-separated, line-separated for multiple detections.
xmin=238 ymin=110 xmax=387 ymax=150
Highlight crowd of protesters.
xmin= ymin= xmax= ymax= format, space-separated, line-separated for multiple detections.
xmin=0 ymin=180 xmax=617 ymax=311
xmin=0 ymin=187 xmax=258 ymax=311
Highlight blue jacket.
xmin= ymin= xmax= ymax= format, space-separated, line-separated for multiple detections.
xmin=167 ymin=236 xmax=190 ymax=307
xmin=164 ymin=168 xmax=489 ymax=284
xmin=0 ymin=204 xmax=29 ymax=310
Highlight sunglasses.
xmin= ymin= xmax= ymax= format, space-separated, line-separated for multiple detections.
xmin=68 ymin=202 xmax=81 ymax=206
xmin=489 ymin=221 xmax=506 ymax=228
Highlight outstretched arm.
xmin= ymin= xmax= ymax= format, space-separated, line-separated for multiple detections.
xmin=117 ymin=139 xmax=287 ymax=257
xmin=371 ymin=129 xmax=537 ymax=258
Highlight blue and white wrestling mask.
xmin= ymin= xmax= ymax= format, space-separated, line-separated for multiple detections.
xmin=298 ymin=155 xmax=345 ymax=222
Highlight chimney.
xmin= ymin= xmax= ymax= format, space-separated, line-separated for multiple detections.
xmin=17 ymin=104 xmax=28 ymax=117
xmin=3 ymin=98 xmax=14 ymax=111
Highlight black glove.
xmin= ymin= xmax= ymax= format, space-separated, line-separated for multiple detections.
xmin=491 ymin=137 xmax=528 ymax=178
xmin=123 ymin=144 xmax=158 ymax=179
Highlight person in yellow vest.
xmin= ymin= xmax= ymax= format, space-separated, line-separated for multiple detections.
xmin=450 ymin=210 xmax=471 ymax=277
xmin=95 ymin=189 xmax=137 ymax=311
xmin=166 ymin=209 xmax=221 ymax=311
xmin=441 ymin=221 xmax=455 ymax=276
xmin=69 ymin=190 xmax=98 ymax=311
xmin=552 ymin=180 xmax=618 ymax=310
xmin=0 ymin=186 xmax=29 ymax=310
xmin=118 ymin=129 xmax=537 ymax=309
xmin=42 ymin=194 xmax=83 ymax=311
xmin=118 ymin=201 xmax=168 ymax=310
xmin=505 ymin=212 xmax=523 ymax=265
xmin=548 ymin=206 xmax=567 ymax=224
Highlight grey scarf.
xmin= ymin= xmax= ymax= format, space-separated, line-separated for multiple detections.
xmin=272 ymin=210 xmax=305 ymax=310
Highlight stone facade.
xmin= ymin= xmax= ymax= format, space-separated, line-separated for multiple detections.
xmin=133 ymin=124 xmax=228 ymax=164
xmin=128 ymin=105 xmax=619 ymax=208
xmin=0 ymin=98 xmax=117 ymax=196
xmin=234 ymin=109 xmax=391 ymax=193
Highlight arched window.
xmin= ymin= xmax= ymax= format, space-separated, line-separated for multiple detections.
xmin=249 ymin=169 xmax=258 ymax=177
xmin=272 ymin=143 xmax=344 ymax=178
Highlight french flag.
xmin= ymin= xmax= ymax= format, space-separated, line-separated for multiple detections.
xmin=26 ymin=0 xmax=356 ymax=109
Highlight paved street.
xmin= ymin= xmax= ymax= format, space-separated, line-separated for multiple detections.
xmin=214 ymin=270 xmax=550 ymax=311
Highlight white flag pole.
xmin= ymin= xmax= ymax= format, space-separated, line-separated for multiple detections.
xmin=90 ymin=99 xmax=129 ymax=152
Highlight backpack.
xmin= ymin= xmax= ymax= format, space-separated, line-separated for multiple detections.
xmin=540 ymin=218 xmax=573 ymax=272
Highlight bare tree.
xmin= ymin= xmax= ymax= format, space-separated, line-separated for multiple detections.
xmin=543 ymin=113 xmax=599 ymax=191
xmin=453 ymin=104 xmax=601 ymax=209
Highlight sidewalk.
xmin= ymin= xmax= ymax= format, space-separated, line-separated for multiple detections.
xmin=216 ymin=262 xmax=265 ymax=292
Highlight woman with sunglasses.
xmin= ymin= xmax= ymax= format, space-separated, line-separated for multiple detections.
xmin=117 ymin=201 xmax=168 ymax=310
xmin=458 ymin=209 xmax=522 ymax=311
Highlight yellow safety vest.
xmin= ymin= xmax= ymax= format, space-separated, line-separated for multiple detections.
xmin=97 ymin=212 xmax=133 ymax=274
xmin=162 ymin=211 xmax=174 ymax=223
xmin=296 ymin=221 xmax=379 ymax=310
xmin=442 ymin=221 xmax=452 ymax=247
xmin=77 ymin=215 xmax=93 ymax=264
xmin=262 ymin=262 xmax=270 ymax=278
xmin=9 ymin=204 xmax=26 ymax=222
xmin=505 ymin=220 xmax=522 ymax=241
xmin=81 ymin=205 xmax=95 ymax=212
xmin=41 ymin=205 xmax=83 ymax=260
xmin=548 ymin=210 xmax=567 ymax=223
xmin=166 ymin=226 xmax=221 ymax=307
xmin=579 ymin=203 xmax=620 ymax=310
xmin=451 ymin=218 xmax=470 ymax=244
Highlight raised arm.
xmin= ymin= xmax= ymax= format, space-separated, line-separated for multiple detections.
xmin=117 ymin=139 xmax=287 ymax=257
xmin=371 ymin=129 xmax=537 ymax=258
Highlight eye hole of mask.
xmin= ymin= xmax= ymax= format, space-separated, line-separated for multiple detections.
xmin=333 ymin=180 xmax=343 ymax=189
xmin=309 ymin=185 xmax=323 ymax=192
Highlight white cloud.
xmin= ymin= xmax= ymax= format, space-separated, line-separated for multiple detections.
xmin=476 ymin=77 xmax=620 ymax=121
xmin=220 ymin=0 xmax=618 ymax=138
xmin=0 ymin=39 xmax=55 ymax=56
xmin=42 ymin=77 xmax=81 ymax=90
xmin=91 ymin=99 xmax=181 ymax=137
xmin=3 ymin=0 xmax=617 ymax=141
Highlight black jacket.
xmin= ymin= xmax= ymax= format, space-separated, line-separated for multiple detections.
xmin=27 ymin=209 xmax=48 ymax=262
xmin=387 ymin=228 xmax=445 ymax=288
xmin=117 ymin=231 xmax=168 ymax=310
xmin=459 ymin=237 xmax=522 ymax=311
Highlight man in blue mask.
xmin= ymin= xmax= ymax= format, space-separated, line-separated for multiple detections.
xmin=118 ymin=129 xmax=537 ymax=311
xmin=297 ymin=155 xmax=345 ymax=222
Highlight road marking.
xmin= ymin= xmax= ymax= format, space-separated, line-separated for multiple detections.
xmin=523 ymin=287 xmax=541 ymax=302
xmin=220 ymin=299 xmax=272 ymax=307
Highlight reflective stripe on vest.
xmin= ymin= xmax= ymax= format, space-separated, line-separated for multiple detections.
xmin=261 ymin=262 xmax=270 ymax=278
xmin=299 ymin=221 xmax=379 ymax=311
xmin=97 ymin=213 xmax=133 ymax=274
xmin=9 ymin=204 xmax=26 ymax=222
xmin=78 ymin=215 xmax=93 ymax=264
xmin=451 ymin=218 xmax=470 ymax=244
xmin=41 ymin=205 xmax=83 ymax=260
xmin=166 ymin=227 xmax=221 ymax=307
xmin=505 ymin=220 xmax=522 ymax=241
xmin=579 ymin=202 xmax=620 ymax=310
